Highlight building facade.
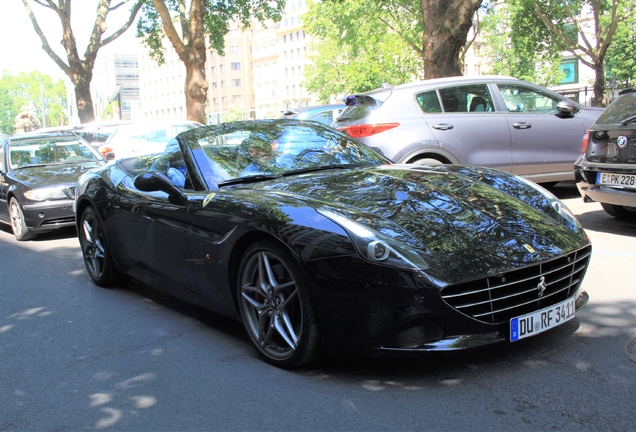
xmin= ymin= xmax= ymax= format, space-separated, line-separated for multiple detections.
xmin=92 ymin=53 xmax=140 ymax=121
xmin=138 ymin=40 xmax=188 ymax=123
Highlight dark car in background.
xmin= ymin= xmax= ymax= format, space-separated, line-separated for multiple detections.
xmin=282 ymin=104 xmax=345 ymax=126
xmin=0 ymin=131 xmax=105 ymax=240
xmin=333 ymin=76 xmax=604 ymax=185
xmin=75 ymin=119 xmax=590 ymax=368
xmin=575 ymin=89 xmax=636 ymax=218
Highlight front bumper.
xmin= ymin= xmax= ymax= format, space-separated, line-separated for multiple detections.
xmin=21 ymin=199 xmax=76 ymax=231
xmin=574 ymin=159 xmax=636 ymax=207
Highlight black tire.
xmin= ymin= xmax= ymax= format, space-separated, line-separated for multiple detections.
xmin=9 ymin=197 xmax=35 ymax=241
xmin=601 ymin=202 xmax=636 ymax=219
xmin=79 ymin=206 xmax=127 ymax=287
xmin=237 ymin=240 xmax=321 ymax=368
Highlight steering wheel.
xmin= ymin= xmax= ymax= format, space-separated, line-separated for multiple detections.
xmin=294 ymin=148 xmax=327 ymax=163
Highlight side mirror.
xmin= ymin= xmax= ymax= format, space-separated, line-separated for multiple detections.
xmin=104 ymin=152 xmax=116 ymax=161
xmin=556 ymin=100 xmax=577 ymax=115
xmin=134 ymin=171 xmax=188 ymax=206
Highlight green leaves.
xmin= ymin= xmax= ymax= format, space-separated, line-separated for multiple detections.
xmin=0 ymin=71 xmax=67 ymax=134
xmin=303 ymin=0 xmax=423 ymax=102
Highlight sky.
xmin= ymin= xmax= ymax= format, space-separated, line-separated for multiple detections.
xmin=0 ymin=1 xmax=140 ymax=81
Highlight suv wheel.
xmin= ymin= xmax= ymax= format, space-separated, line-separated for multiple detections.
xmin=600 ymin=203 xmax=636 ymax=219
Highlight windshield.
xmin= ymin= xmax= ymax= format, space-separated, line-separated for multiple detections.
xmin=8 ymin=136 xmax=103 ymax=169
xmin=181 ymin=121 xmax=389 ymax=183
xmin=595 ymin=92 xmax=636 ymax=125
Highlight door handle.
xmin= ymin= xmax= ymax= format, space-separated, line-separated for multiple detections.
xmin=512 ymin=122 xmax=532 ymax=129
xmin=432 ymin=123 xmax=454 ymax=131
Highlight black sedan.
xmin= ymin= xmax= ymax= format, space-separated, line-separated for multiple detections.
xmin=75 ymin=119 xmax=591 ymax=368
xmin=0 ymin=131 xmax=106 ymax=240
xmin=575 ymin=88 xmax=636 ymax=218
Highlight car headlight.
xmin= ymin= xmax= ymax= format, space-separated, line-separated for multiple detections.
xmin=24 ymin=186 xmax=69 ymax=201
xmin=317 ymin=208 xmax=429 ymax=271
xmin=517 ymin=177 xmax=579 ymax=231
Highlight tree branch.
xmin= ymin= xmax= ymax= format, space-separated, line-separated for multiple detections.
xmin=102 ymin=0 xmax=144 ymax=46
xmin=21 ymin=0 xmax=72 ymax=76
xmin=151 ymin=0 xmax=187 ymax=59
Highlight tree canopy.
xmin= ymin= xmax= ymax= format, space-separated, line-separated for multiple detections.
xmin=0 ymin=71 xmax=67 ymax=134
xmin=481 ymin=0 xmax=636 ymax=107
xmin=302 ymin=0 xmax=422 ymax=101
xmin=20 ymin=0 xmax=143 ymax=123
xmin=302 ymin=0 xmax=481 ymax=102
xmin=136 ymin=0 xmax=285 ymax=124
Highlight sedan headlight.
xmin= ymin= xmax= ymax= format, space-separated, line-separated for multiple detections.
xmin=24 ymin=186 xmax=69 ymax=201
xmin=317 ymin=208 xmax=429 ymax=271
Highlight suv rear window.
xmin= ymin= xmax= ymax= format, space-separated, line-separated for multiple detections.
xmin=595 ymin=92 xmax=636 ymax=124
xmin=416 ymin=84 xmax=493 ymax=113
xmin=337 ymin=94 xmax=388 ymax=122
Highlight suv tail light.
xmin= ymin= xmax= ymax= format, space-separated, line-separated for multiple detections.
xmin=339 ymin=123 xmax=399 ymax=138
xmin=581 ymin=131 xmax=590 ymax=154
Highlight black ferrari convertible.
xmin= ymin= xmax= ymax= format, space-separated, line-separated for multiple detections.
xmin=75 ymin=119 xmax=591 ymax=368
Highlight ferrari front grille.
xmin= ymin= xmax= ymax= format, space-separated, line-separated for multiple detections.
xmin=440 ymin=246 xmax=591 ymax=324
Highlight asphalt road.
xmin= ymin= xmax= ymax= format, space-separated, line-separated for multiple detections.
xmin=1 ymin=182 xmax=634 ymax=431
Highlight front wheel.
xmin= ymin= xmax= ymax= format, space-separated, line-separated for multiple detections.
xmin=601 ymin=202 xmax=636 ymax=219
xmin=237 ymin=240 xmax=321 ymax=368
xmin=79 ymin=206 xmax=127 ymax=287
xmin=9 ymin=198 xmax=35 ymax=241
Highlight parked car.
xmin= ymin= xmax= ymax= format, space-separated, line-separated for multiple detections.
xmin=574 ymin=88 xmax=636 ymax=218
xmin=332 ymin=76 xmax=604 ymax=185
xmin=73 ymin=121 xmax=133 ymax=148
xmin=97 ymin=121 xmax=204 ymax=159
xmin=75 ymin=119 xmax=591 ymax=368
xmin=0 ymin=131 xmax=106 ymax=240
xmin=282 ymin=104 xmax=345 ymax=126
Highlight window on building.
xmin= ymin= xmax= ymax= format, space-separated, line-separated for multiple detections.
xmin=230 ymin=46 xmax=239 ymax=55
xmin=229 ymin=29 xmax=238 ymax=38
xmin=283 ymin=35 xmax=286 ymax=43
xmin=231 ymin=62 xmax=241 ymax=70
xmin=213 ymin=98 xmax=218 ymax=105
xmin=221 ymin=80 xmax=227 ymax=88
xmin=290 ymin=33 xmax=293 ymax=42
xmin=220 ymin=64 xmax=226 ymax=72
xmin=211 ymin=66 xmax=216 ymax=74
xmin=232 ymin=78 xmax=242 ymax=87
xmin=222 ymin=96 xmax=227 ymax=104
xmin=233 ymin=95 xmax=242 ymax=103
xmin=212 ymin=82 xmax=218 ymax=89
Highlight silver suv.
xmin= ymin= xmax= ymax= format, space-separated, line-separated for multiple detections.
xmin=332 ymin=76 xmax=604 ymax=185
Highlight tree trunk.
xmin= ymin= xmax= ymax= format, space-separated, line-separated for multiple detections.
xmin=72 ymin=71 xmax=96 ymax=124
xmin=421 ymin=0 xmax=482 ymax=79
xmin=593 ymin=61 xmax=607 ymax=108
xmin=184 ymin=56 xmax=208 ymax=124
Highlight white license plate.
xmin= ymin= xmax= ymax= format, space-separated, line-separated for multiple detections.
xmin=597 ymin=172 xmax=636 ymax=189
xmin=510 ymin=297 xmax=575 ymax=342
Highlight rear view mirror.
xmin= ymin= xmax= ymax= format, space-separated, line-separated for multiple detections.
xmin=556 ymin=101 xmax=576 ymax=115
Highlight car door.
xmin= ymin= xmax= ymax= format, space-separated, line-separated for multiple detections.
xmin=496 ymin=82 xmax=586 ymax=180
xmin=419 ymin=83 xmax=513 ymax=172
xmin=108 ymin=152 xmax=200 ymax=297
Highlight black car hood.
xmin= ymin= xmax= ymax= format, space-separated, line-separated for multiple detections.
xmin=9 ymin=162 xmax=103 ymax=188
xmin=248 ymin=164 xmax=588 ymax=282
